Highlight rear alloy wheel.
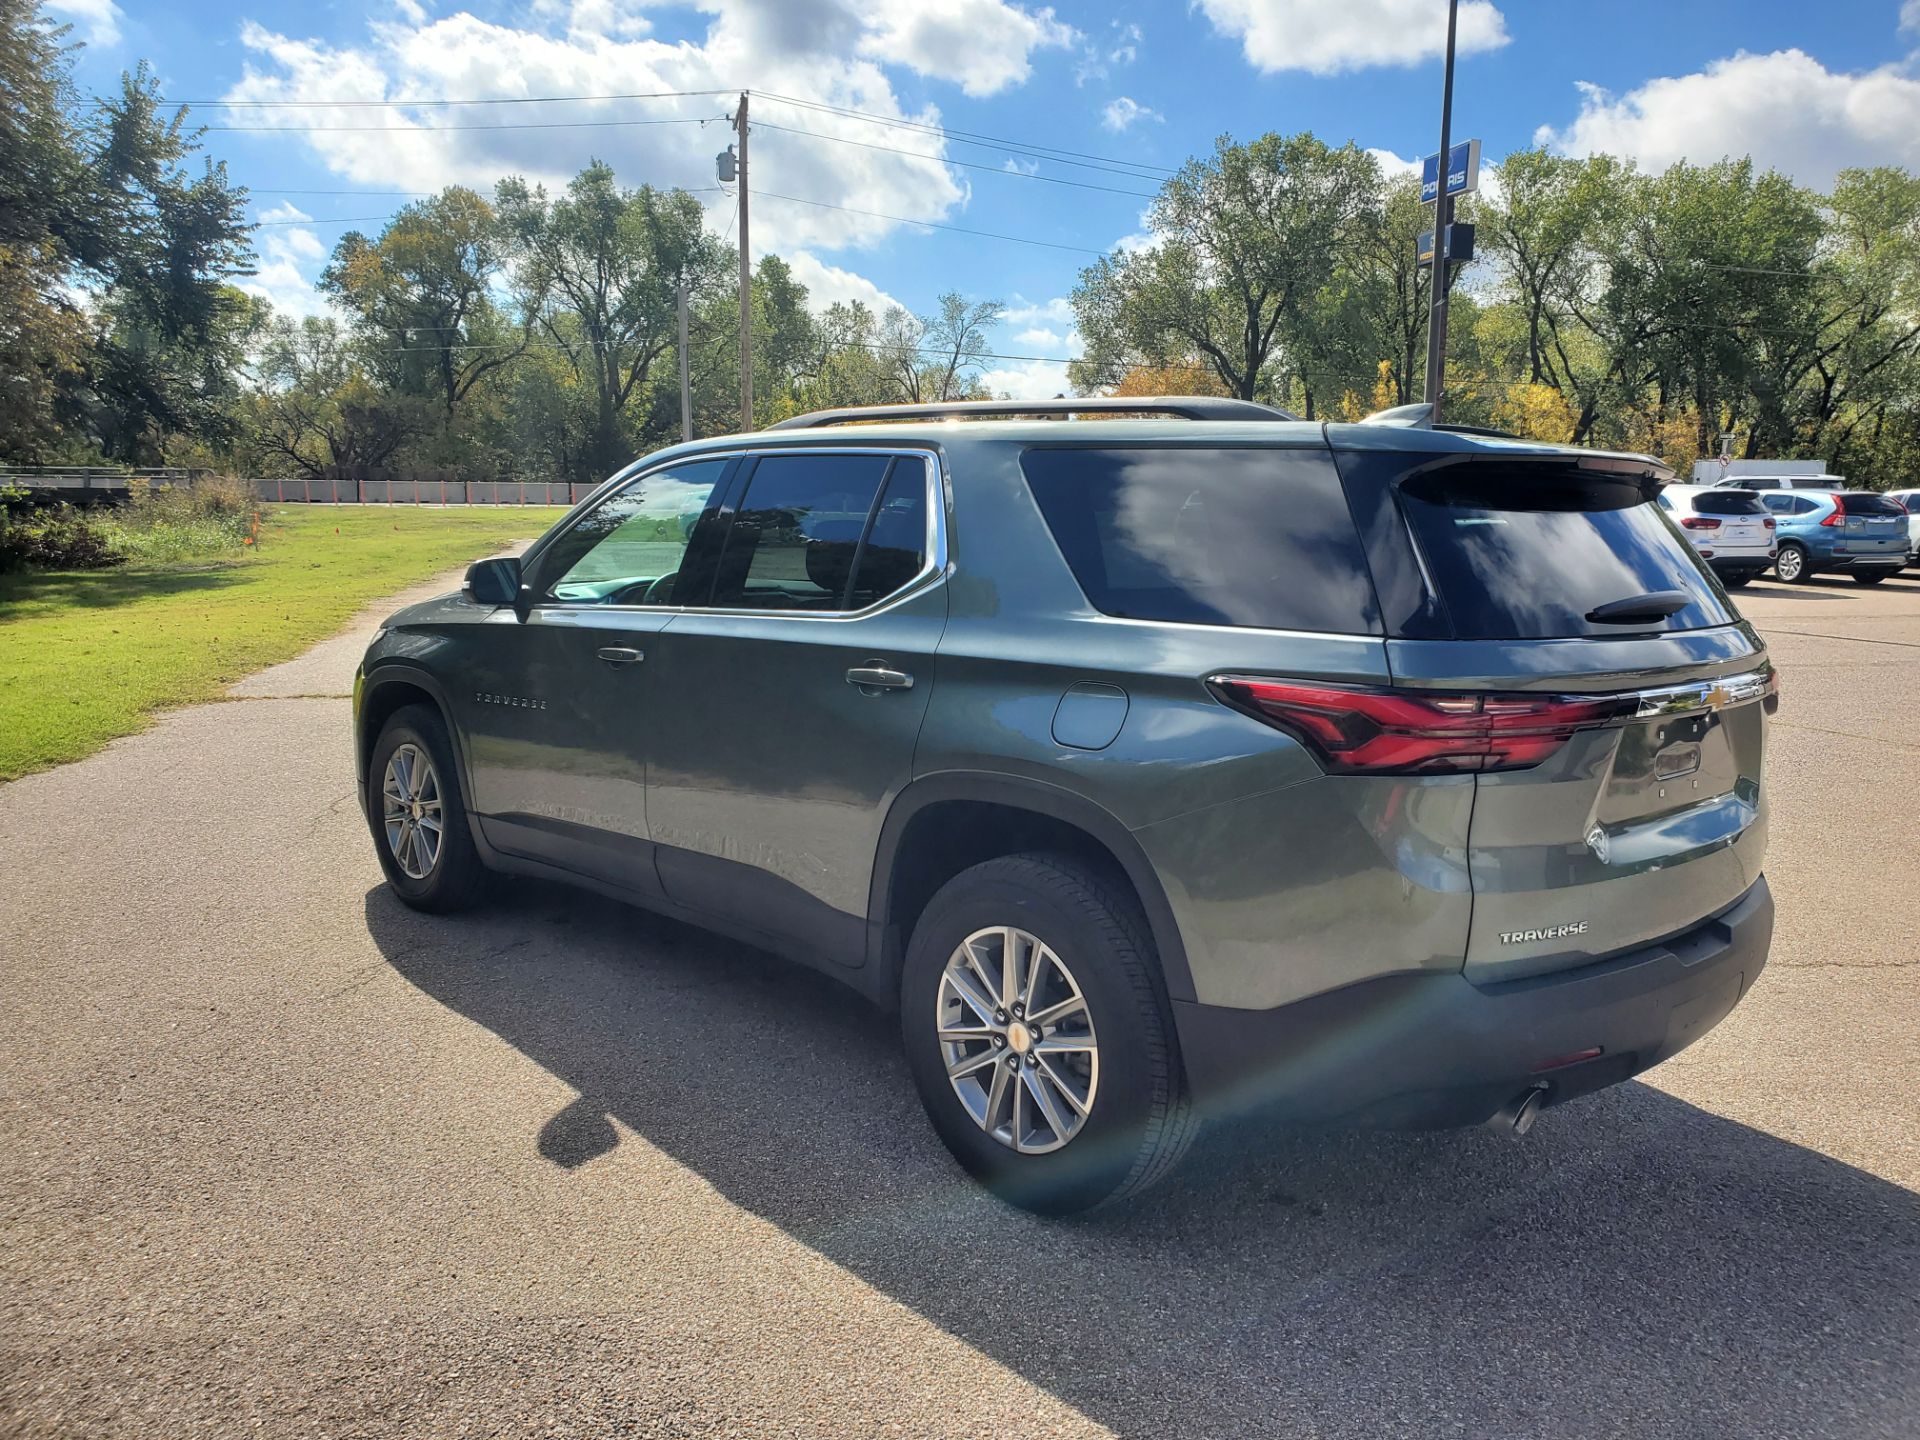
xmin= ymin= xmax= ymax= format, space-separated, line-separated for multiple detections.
xmin=1853 ymin=569 xmax=1891 ymax=586
xmin=900 ymin=853 xmax=1194 ymax=1214
xmin=1775 ymin=543 xmax=1810 ymax=584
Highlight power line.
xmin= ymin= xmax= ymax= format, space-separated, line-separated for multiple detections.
xmin=756 ymin=191 xmax=1103 ymax=256
xmin=185 ymin=83 xmax=1175 ymax=181
xmin=751 ymin=120 xmax=1157 ymax=199
xmin=754 ymin=90 xmax=1176 ymax=179
xmin=208 ymin=116 xmax=710 ymax=134
xmin=179 ymin=88 xmax=735 ymax=108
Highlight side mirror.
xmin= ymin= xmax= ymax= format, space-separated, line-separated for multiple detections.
xmin=464 ymin=556 xmax=523 ymax=608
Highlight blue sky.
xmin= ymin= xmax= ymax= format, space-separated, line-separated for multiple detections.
xmin=44 ymin=0 xmax=1920 ymax=394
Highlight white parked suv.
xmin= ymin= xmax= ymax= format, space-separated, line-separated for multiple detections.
xmin=1659 ymin=485 xmax=1777 ymax=588
xmin=1886 ymin=489 xmax=1919 ymax=567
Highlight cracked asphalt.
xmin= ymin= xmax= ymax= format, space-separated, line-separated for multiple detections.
xmin=3 ymin=562 xmax=1917 ymax=1439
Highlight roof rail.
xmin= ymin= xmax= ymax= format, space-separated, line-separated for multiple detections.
xmin=765 ymin=396 xmax=1300 ymax=430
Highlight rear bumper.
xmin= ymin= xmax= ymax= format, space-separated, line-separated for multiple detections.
xmin=1819 ymin=553 xmax=1905 ymax=571
xmin=1171 ymin=875 xmax=1773 ymax=1128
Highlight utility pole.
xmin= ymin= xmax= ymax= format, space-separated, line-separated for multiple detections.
xmin=1423 ymin=0 xmax=1459 ymax=423
xmin=732 ymin=92 xmax=752 ymax=432
xmin=677 ymin=278 xmax=692 ymax=442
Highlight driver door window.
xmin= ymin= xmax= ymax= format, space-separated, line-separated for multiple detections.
xmin=541 ymin=458 xmax=732 ymax=606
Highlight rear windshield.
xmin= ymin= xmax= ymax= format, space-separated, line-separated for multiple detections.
xmin=1397 ymin=467 xmax=1733 ymax=640
xmin=1020 ymin=447 xmax=1380 ymax=634
xmin=1692 ymin=490 xmax=1767 ymax=516
xmin=1839 ymin=492 xmax=1905 ymax=515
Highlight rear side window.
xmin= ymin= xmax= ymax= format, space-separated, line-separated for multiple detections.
xmin=1019 ymin=447 xmax=1380 ymax=635
xmin=1839 ymin=492 xmax=1904 ymax=516
xmin=1397 ymin=466 xmax=1733 ymax=640
xmin=709 ymin=453 xmax=925 ymax=612
xmin=1692 ymin=490 xmax=1766 ymax=516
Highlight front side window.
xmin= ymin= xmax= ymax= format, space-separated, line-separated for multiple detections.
xmin=539 ymin=458 xmax=732 ymax=606
xmin=707 ymin=453 xmax=926 ymax=611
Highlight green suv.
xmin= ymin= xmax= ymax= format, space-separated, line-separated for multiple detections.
xmin=354 ymin=398 xmax=1776 ymax=1213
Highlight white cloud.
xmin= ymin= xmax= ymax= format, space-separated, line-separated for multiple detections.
xmin=256 ymin=202 xmax=312 ymax=225
xmin=222 ymin=5 xmax=972 ymax=257
xmin=1101 ymin=96 xmax=1162 ymax=132
xmin=1535 ymin=49 xmax=1920 ymax=187
xmin=785 ymin=250 xmax=904 ymax=316
xmin=44 ymin=0 xmax=121 ymax=45
xmin=979 ymin=356 xmax=1075 ymax=399
xmin=1367 ymin=147 xmax=1421 ymax=178
xmin=1002 ymin=294 xmax=1075 ymax=328
xmin=1195 ymin=0 xmax=1508 ymax=75
xmin=859 ymin=0 xmax=1078 ymax=98
xmin=1077 ymin=19 xmax=1142 ymax=84
xmin=241 ymin=225 xmax=332 ymax=319
xmin=1002 ymin=156 xmax=1040 ymax=175
xmin=1903 ymin=0 xmax=1920 ymax=32
xmin=1014 ymin=325 xmax=1061 ymax=346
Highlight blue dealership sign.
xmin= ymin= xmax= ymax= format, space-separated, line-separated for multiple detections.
xmin=1420 ymin=138 xmax=1482 ymax=204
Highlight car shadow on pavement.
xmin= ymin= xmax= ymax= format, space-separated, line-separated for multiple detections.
xmin=365 ymin=882 xmax=1920 ymax=1440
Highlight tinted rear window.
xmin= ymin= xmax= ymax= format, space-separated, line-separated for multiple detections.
xmin=1020 ymin=447 xmax=1379 ymax=634
xmin=1692 ymin=490 xmax=1766 ymax=516
xmin=1839 ymin=492 xmax=1904 ymax=516
xmin=1397 ymin=467 xmax=1733 ymax=640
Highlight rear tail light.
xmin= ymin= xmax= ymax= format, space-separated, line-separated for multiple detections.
xmin=1207 ymin=677 xmax=1634 ymax=775
xmin=1763 ymin=517 xmax=1776 ymax=529
xmin=1821 ymin=495 xmax=1845 ymax=527
xmin=1680 ymin=517 xmax=1722 ymax=531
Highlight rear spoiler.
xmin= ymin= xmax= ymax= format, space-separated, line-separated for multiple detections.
xmin=1359 ymin=402 xmax=1517 ymax=440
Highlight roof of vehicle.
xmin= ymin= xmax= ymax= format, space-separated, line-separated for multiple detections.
xmin=643 ymin=416 xmax=1670 ymax=475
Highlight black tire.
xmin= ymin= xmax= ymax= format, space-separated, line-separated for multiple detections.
xmin=367 ymin=704 xmax=487 ymax=913
xmin=1852 ymin=569 xmax=1890 ymax=586
xmin=1775 ymin=543 xmax=1811 ymax=584
xmin=899 ymin=853 xmax=1195 ymax=1214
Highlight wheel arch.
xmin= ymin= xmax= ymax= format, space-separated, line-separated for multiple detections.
xmin=868 ymin=774 xmax=1196 ymax=1007
xmin=356 ymin=665 xmax=474 ymax=821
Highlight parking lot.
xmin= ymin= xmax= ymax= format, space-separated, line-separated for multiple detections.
xmin=2 ymin=567 xmax=1917 ymax=1439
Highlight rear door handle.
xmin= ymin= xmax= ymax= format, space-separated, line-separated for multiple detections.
xmin=596 ymin=646 xmax=644 ymax=666
xmin=846 ymin=663 xmax=913 ymax=692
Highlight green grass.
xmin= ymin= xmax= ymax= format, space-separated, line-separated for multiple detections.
xmin=0 ymin=506 xmax=567 ymax=781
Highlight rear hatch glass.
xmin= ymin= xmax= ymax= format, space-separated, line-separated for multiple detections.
xmin=1692 ymin=490 xmax=1766 ymax=515
xmin=1838 ymin=492 xmax=1905 ymax=516
xmin=1397 ymin=466 xmax=1733 ymax=640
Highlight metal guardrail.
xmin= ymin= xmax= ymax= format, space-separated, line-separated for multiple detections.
xmin=247 ymin=477 xmax=587 ymax=506
xmin=3 ymin=470 xmax=585 ymax=506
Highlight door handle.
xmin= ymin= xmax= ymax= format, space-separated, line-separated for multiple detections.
xmin=596 ymin=646 xmax=645 ymax=666
xmin=846 ymin=663 xmax=913 ymax=692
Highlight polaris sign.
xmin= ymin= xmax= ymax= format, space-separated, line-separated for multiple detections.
xmin=1420 ymin=138 xmax=1483 ymax=204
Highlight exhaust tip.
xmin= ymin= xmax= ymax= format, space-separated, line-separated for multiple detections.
xmin=1491 ymin=1085 xmax=1549 ymax=1138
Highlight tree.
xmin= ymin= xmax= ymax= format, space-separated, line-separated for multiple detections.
xmin=322 ymin=187 xmax=524 ymax=416
xmin=1070 ymin=132 xmax=1381 ymax=404
xmin=254 ymin=316 xmax=423 ymax=476
xmin=499 ymin=163 xmax=729 ymax=477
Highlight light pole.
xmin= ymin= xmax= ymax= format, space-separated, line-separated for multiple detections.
xmin=1422 ymin=0 xmax=1460 ymax=422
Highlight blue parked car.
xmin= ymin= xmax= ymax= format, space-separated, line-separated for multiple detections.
xmin=1758 ymin=490 xmax=1908 ymax=584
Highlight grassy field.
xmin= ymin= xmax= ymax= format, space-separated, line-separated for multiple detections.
xmin=0 ymin=505 xmax=567 ymax=782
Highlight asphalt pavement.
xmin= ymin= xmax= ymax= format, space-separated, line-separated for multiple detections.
xmin=3 ymin=565 xmax=1917 ymax=1439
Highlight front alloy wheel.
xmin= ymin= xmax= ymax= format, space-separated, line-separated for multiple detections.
xmin=938 ymin=926 xmax=1099 ymax=1153
xmin=382 ymin=742 xmax=444 ymax=879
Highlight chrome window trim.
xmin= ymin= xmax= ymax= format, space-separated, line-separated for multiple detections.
xmin=530 ymin=445 xmax=948 ymax=620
